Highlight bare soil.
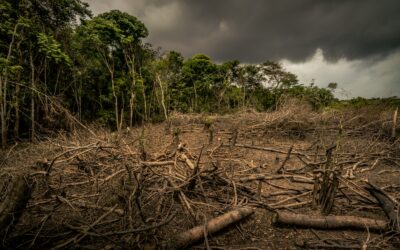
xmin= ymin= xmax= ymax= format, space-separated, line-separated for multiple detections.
xmin=1 ymin=101 xmax=399 ymax=249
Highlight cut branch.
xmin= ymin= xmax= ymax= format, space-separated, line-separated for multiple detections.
xmin=273 ymin=211 xmax=388 ymax=231
xmin=170 ymin=207 xmax=254 ymax=249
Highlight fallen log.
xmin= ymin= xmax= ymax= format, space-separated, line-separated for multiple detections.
xmin=365 ymin=179 xmax=399 ymax=231
xmin=0 ymin=173 xmax=33 ymax=237
xmin=272 ymin=211 xmax=388 ymax=231
xmin=170 ymin=207 xmax=254 ymax=249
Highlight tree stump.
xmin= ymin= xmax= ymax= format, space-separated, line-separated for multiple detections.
xmin=312 ymin=144 xmax=340 ymax=215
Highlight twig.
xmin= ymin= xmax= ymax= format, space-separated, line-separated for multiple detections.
xmin=104 ymin=211 xmax=176 ymax=235
xmin=276 ymin=145 xmax=293 ymax=173
xmin=53 ymin=205 xmax=117 ymax=249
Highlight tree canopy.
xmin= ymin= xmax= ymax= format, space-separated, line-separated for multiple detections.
xmin=0 ymin=1 xmax=339 ymax=148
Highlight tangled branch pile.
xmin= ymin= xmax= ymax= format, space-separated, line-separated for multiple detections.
xmin=0 ymin=103 xmax=399 ymax=249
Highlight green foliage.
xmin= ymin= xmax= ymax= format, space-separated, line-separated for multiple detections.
xmin=327 ymin=82 xmax=338 ymax=91
xmin=3 ymin=0 xmax=385 ymax=148
xmin=37 ymin=33 xmax=72 ymax=65
xmin=331 ymin=97 xmax=400 ymax=109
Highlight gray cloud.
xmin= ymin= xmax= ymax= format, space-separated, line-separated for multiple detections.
xmin=86 ymin=0 xmax=400 ymax=62
xmin=85 ymin=0 xmax=400 ymax=97
xmin=282 ymin=49 xmax=400 ymax=98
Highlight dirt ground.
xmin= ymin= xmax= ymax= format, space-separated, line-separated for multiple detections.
xmin=1 ymin=101 xmax=399 ymax=249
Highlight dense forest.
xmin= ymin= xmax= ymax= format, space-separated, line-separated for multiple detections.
xmin=1 ymin=0 xmax=397 ymax=149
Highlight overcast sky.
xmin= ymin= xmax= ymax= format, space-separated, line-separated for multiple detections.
xmin=85 ymin=0 xmax=400 ymax=98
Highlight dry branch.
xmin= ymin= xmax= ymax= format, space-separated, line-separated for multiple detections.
xmin=70 ymin=200 xmax=125 ymax=216
xmin=365 ymin=179 xmax=399 ymax=231
xmin=276 ymin=145 xmax=293 ymax=173
xmin=234 ymin=143 xmax=309 ymax=156
xmin=170 ymin=207 xmax=254 ymax=249
xmin=392 ymin=107 xmax=398 ymax=139
xmin=273 ymin=211 xmax=388 ymax=231
xmin=239 ymin=174 xmax=313 ymax=184
xmin=0 ymin=173 xmax=33 ymax=237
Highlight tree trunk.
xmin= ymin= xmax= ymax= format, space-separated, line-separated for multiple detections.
xmin=129 ymin=56 xmax=135 ymax=127
xmin=0 ymin=76 xmax=5 ymax=149
xmin=273 ymin=211 xmax=388 ymax=231
xmin=193 ymin=84 xmax=198 ymax=112
xmin=141 ymin=79 xmax=147 ymax=122
xmin=13 ymin=76 xmax=20 ymax=138
xmin=29 ymin=47 xmax=36 ymax=142
xmin=129 ymin=92 xmax=135 ymax=127
xmin=0 ymin=23 xmax=18 ymax=148
xmin=156 ymin=74 xmax=168 ymax=121
xmin=392 ymin=107 xmax=398 ymax=139
xmin=170 ymin=208 xmax=254 ymax=249
xmin=110 ymin=71 xmax=119 ymax=131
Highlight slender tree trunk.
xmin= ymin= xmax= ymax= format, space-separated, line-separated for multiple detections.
xmin=110 ymin=72 xmax=119 ymax=131
xmin=0 ymin=23 xmax=19 ymax=148
xmin=14 ymin=83 xmax=20 ymax=138
xmin=44 ymin=58 xmax=49 ymax=118
xmin=119 ymin=96 xmax=124 ymax=131
xmin=123 ymin=49 xmax=136 ymax=127
xmin=13 ymin=47 xmax=23 ymax=139
xmin=79 ymin=79 xmax=82 ymax=121
xmin=29 ymin=47 xmax=36 ymax=142
xmin=99 ymin=49 xmax=118 ymax=131
xmin=0 ymin=73 xmax=7 ymax=148
xmin=193 ymin=84 xmax=198 ymax=112
xmin=142 ymin=81 xmax=147 ymax=122
xmin=156 ymin=74 xmax=168 ymax=121
xmin=392 ymin=107 xmax=398 ymax=139
xmin=129 ymin=92 xmax=135 ymax=127
xmin=0 ymin=76 xmax=5 ymax=149
xmin=129 ymin=66 xmax=135 ymax=127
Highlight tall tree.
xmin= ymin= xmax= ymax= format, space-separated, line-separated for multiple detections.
xmin=78 ymin=10 xmax=148 ymax=129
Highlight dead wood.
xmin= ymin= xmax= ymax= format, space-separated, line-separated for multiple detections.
xmin=187 ymin=145 xmax=204 ymax=190
xmin=392 ymin=107 xmax=398 ymax=139
xmin=365 ymin=179 xmax=399 ymax=231
xmin=312 ymin=144 xmax=340 ymax=214
xmin=276 ymin=145 xmax=293 ymax=173
xmin=0 ymin=173 xmax=33 ymax=237
xmin=3 ymin=108 xmax=400 ymax=249
xmin=180 ymin=153 xmax=195 ymax=170
xmin=170 ymin=207 xmax=254 ymax=249
xmin=273 ymin=211 xmax=388 ymax=231
xmin=296 ymin=238 xmax=363 ymax=249
xmin=239 ymin=174 xmax=313 ymax=184
xmin=70 ymin=200 xmax=125 ymax=216
xmin=235 ymin=143 xmax=307 ymax=156
xmin=230 ymin=126 xmax=238 ymax=146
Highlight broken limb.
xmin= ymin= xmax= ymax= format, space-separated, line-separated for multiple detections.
xmin=365 ymin=179 xmax=399 ymax=231
xmin=170 ymin=207 xmax=254 ymax=249
xmin=273 ymin=211 xmax=388 ymax=231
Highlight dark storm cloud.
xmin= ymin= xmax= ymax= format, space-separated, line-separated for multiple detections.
xmin=85 ymin=0 xmax=400 ymax=98
xmin=86 ymin=0 xmax=400 ymax=62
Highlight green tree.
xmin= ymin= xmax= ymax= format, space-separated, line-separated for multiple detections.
xmin=0 ymin=0 xmax=90 ymax=147
xmin=78 ymin=10 xmax=148 ymax=129
xmin=182 ymin=54 xmax=218 ymax=112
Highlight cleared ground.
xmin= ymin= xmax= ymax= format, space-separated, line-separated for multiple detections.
xmin=1 ymin=100 xmax=399 ymax=249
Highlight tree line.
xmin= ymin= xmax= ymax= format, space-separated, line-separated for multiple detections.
xmin=0 ymin=0 xmax=336 ymax=148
